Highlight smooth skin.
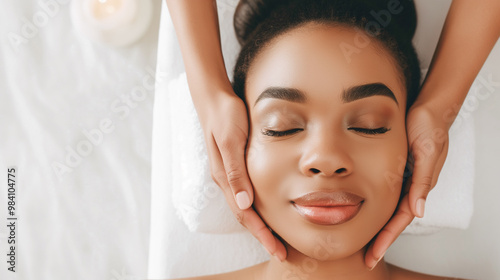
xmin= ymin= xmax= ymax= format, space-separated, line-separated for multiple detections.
xmin=165 ymin=0 xmax=500 ymax=268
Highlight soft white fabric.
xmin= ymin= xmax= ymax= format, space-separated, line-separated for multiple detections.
xmin=148 ymin=0 xmax=476 ymax=278
xmin=169 ymin=73 xmax=246 ymax=234
xmin=0 ymin=1 xmax=161 ymax=279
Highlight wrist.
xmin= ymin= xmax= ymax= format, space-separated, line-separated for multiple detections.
xmin=188 ymin=78 xmax=238 ymax=116
xmin=185 ymin=68 xmax=234 ymax=97
xmin=414 ymin=78 xmax=472 ymax=128
xmin=410 ymin=94 xmax=462 ymax=131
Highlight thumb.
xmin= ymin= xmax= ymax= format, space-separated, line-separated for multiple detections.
xmin=218 ymin=137 xmax=254 ymax=210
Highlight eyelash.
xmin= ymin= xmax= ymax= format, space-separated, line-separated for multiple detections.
xmin=261 ymin=128 xmax=303 ymax=137
xmin=347 ymin=127 xmax=390 ymax=135
xmin=261 ymin=127 xmax=390 ymax=137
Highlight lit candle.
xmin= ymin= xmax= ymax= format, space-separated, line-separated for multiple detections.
xmin=71 ymin=0 xmax=152 ymax=47
xmin=84 ymin=0 xmax=136 ymax=30
xmin=93 ymin=0 xmax=123 ymax=20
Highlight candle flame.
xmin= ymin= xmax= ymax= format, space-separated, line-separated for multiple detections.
xmin=93 ymin=0 xmax=123 ymax=20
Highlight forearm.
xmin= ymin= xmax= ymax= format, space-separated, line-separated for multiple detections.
xmin=165 ymin=0 xmax=233 ymax=99
xmin=417 ymin=0 xmax=500 ymax=126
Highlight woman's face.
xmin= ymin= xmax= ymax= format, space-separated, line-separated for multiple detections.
xmin=245 ymin=23 xmax=408 ymax=260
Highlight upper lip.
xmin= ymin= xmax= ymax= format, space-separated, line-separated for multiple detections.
xmin=292 ymin=191 xmax=364 ymax=207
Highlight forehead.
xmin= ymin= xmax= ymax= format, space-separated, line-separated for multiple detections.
xmin=245 ymin=23 xmax=406 ymax=108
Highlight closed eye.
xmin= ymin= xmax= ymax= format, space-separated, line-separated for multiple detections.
xmin=261 ymin=128 xmax=303 ymax=137
xmin=348 ymin=127 xmax=390 ymax=135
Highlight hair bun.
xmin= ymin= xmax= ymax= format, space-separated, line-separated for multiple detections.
xmin=234 ymin=0 xmax=417 ymax=46
xmin=233 ymin=0 xmax=289 ymax=46
xmin=358 ymin=0 xmax=417 ymax=42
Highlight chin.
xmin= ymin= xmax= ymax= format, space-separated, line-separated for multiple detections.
xmin=255 ymin=198 xmax=398 ymax=262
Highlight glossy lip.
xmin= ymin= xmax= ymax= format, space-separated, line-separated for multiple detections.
xmin=291 ymin=191 xmax=364 ymax=225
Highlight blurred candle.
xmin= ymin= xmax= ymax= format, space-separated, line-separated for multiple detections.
xmin=71 ymin=0 xmax=153 ymax=47
xmin=93 ymin=0 xmax=123 ymax=20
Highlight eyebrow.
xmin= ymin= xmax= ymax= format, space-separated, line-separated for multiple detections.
xmin=342 ymin=83 xmax=398 ymax=106
xmin=253 ymin=83 xmax=398 ymax=107
xmin=254 ymin=87 xmax=307 ymax=107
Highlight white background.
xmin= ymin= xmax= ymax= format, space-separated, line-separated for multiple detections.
xmin=0 ymin=0 xmax=161 ymax=279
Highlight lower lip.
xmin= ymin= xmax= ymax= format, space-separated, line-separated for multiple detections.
xmin=293 ymin=203 xmax=363 ymax=225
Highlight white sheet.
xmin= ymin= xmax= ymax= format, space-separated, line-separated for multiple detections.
xmin=148 ymin=1 xmax=500 ymax=279
xmin=0 ymin=1 xmax=162 ymax=279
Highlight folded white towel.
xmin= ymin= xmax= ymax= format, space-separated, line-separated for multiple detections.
xmin=168 ymin=72 xmax=475 ymax=236
xmin=403 ymin=110 xmax=475 ymax=234
xmin=169 ymin=73 xmax=245 ymax=234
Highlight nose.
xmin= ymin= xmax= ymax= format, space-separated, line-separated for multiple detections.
xmin=299 ymin=131 xmax=353 ymax=177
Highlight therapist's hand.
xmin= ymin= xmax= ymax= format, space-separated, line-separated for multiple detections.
xmin=365 ymin=104 xmax=449 ymax=269
xmin=197 ymin=87 xmax=287 ymax=262
xmin=363 ymin=0 xmax=500 ymax=270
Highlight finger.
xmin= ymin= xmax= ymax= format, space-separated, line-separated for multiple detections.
xmin=365 ymin=194 xmax=414 ymax=269
xmin=206 ymin=134 xmax=287 ymax=260
xmin=216 ymin=131 xmax=255 ymax=210
xmin=407 ymin=145 xmax=440 ymax=218
xmin=431 ymin=141 xmax=449 ymax=187
xmin=216 ymin=172 xmax=287 ymax=260
xmin=236 ymin=207 xmax=288 ymax=261
xmin=206 ymin=133 xmax=231 ymax=192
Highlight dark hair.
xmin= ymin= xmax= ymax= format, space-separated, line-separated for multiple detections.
xmin=231 ymin=0 xmax=421 ymax=110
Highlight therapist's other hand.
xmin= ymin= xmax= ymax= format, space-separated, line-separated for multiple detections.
xmin=198 ymin=88 xmax=287 ymax=262
xmin=365 ymin=104 xmax=449 ymax=269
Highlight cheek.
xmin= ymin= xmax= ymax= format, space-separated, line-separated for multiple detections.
xmin=354 ymin=124 xmax=408 ymax=233
xmin=380 ymin=123 xmax=408 ymax=193
xmin=245 ymin=137 xmax=288 ymax=206
xmin=246 ymin=138 xmax=276 ymax=192
xmin=245 ymin=135 xmax=301 ymax=232
xmin=356 ymin=118 xmax=408 ymax=191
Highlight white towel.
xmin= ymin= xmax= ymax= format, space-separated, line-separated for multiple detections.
xmin=168 ymin=73 xmax=246 ymax=234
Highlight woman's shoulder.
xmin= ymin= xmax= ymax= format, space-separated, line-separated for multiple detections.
xmin=388 ymin=263 xmax=468 ymax=280
xmin=168 ymin=261 xmax=266 ymax=280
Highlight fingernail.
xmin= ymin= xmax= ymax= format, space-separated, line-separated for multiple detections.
xmin=277 ymin=250 xmax=286 ymax=262
xmin=264 ymin=247 xmax=274 ymax=256
xmin=416 ymin=198 xmax=426 ymax=218
xmin=235 ymin=191 xmax=251 ymax=210
xmin=274 ymin=255 xmax=282 ymax=263
xmin=369 ymin=253 xmax=385 ymax=271
xmin=273 ymin=255 xmax=283 ymax=262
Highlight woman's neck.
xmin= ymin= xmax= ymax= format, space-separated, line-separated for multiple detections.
xmin=259 ymin=247 xmax=391 ymax=280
